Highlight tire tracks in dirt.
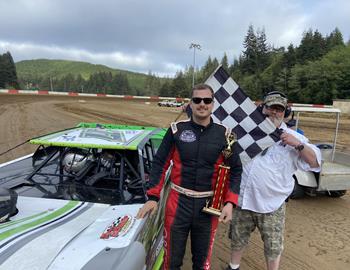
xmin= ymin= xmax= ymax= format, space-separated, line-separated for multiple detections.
xmin=1 ymin=94 xmax=350 ymax=270
xmin=55 ymin=103 xmax=163 ymax=127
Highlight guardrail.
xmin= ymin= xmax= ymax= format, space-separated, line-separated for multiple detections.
xmin=0 ymin=89 xmax=333 ymax=107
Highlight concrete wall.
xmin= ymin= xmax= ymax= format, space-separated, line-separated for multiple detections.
xmin=333 ymin=99 xmax=350 ymax=115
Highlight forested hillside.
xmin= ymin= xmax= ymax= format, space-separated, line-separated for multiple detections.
xmin=187 ymin=26 xmax=350 ymax=104
xmin=227 ymin=26 xmax=350 ymax=104
xmin=16 ymin=59 xmax=169 ymax=96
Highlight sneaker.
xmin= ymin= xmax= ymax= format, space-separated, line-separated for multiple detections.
xmin=225 ymin=265 xmax=239 ymax=270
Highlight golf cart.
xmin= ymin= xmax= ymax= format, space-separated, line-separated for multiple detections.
xmin=290 ymin=107 xmax=350 ymax=198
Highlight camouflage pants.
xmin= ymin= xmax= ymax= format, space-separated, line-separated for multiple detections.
xmin=229 ymin=203 xmax=286 ymax=260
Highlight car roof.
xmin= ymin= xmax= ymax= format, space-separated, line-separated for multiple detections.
xmin=30 ymin=122 xmax=164 ymax=150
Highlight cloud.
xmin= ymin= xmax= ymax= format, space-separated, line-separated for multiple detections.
xmin=0 ymin=0 xmax=349 ymax=76
xmin=0 ymin=40 xmax=183 ymax=76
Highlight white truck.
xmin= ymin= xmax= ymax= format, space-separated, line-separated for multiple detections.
xmin=290 ymin=106 xmax=350 ymax=198
xmin=158 ymin=100 xmax=184 ymax=107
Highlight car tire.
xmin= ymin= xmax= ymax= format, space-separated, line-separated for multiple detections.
xmin=290 ymin=177 xmax=305 ymax=199
xmin=327 ymin=190 xmax=347 ymax=198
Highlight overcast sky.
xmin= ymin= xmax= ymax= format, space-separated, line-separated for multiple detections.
xmin=0 ymin=0 xmax=349 ymax=77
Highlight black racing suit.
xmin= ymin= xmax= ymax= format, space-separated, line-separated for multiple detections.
xmin=147 ymin=118 xmax=242 ymax=270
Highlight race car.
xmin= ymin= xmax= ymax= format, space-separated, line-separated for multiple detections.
xmin=0 ymin=123 xmax=169 ymax=270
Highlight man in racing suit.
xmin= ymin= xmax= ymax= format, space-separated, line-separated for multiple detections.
xmin=137 ymin=84 xmax=242 ymax=270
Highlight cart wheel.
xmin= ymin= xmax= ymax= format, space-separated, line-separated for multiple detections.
xmin=289 ymin=177 xmax=305 ymax=199
xmin=316 ymin=143 xmax=333 ymax=149
xmin=327 ymin=190 xmax=346 ymax=198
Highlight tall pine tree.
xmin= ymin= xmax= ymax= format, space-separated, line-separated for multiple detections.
xmin=256 ymin=28 xmax=270 ymax=72
xmin=326 ymin=27 xmax=345 ymax=51
xmin=0 ymin=51 xmax=19 ymax=89
xmin=242 ymin=24 xmax=258 ymax=74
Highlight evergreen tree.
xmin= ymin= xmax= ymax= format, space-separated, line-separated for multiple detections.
xmin=242 ymin=24 xmax=258 ymax=74
xmin=0 ymin=51 xmax=19 ymax=89
xmin=297 ymin=29 xmax=326 ymax=63
xmin=326 ymin=27 xmax=345 ymax=50
xmin=199 ymin=56 xmax=214 ymax=82
xmin=283 ymin=44 xmax=297 ymax=68
xmin=229 ymin=58 xmax=242 ymax=82
xmin=275 ymin=67 xmax=291 ymax=93
xmin=112 ymin=73 xmax=131 ymax=95
xmin=221 ymin=53 xmax=229 ymax=71
xmin=159 ymin=81 xmax=171 ymax=97
xmin=256 ymin=28 xmax=270 ymax=71
xmin=64 ymin=73 xmax=76 ymax=92
xmin=76 ymin=74 xmax=86 ymax=93
xmin=212 ymin=57 xmax=219 ymax=69
xmin=145 ymin=70 xmax=161 ymax=95
xmin=170 ymin=71 xmax=188 ymax=97
xmin=297 ymin=29 xmax=314 ymax=64
xmin=312 ymin=30 xmax=327 ymax=59
xmin=0 ymin=55 xmax=6 ymax=88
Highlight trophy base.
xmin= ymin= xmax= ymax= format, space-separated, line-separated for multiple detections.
xmin=202 ymin=206 xmax=221 ymax=217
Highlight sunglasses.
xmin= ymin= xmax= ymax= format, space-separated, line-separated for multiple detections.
xmin=265 ymin=105 xmax=285 ymax=113
xmin=191 ymin=97 xmax=213 ymax=104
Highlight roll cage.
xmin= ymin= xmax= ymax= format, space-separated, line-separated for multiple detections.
xmin=14 ymin=125 xmax=163 ymax=205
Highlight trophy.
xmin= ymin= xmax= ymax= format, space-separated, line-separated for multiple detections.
xmin=202 ymin=133 xmax=236 ymax=217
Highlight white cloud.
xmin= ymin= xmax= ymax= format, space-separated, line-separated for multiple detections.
xmin=0 ymin=40 xmax=182 ymax=76
xmin=0 ymin=0 xmax=349 ymax=76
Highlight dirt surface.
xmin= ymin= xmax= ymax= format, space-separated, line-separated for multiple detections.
xmin=1 ymin=94 xmax=350 ymax=270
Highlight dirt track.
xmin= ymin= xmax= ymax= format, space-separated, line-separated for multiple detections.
xmin=0 ymin=94 xmax=349 ymax=270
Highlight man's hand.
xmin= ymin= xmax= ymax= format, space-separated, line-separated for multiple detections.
xmin=280 ymin=132 xmax=300 ymax=147
xmin=136 ymin=200 xmax=158 ymax=219
xmin=219 ymin=203 xmax=233 ymax=224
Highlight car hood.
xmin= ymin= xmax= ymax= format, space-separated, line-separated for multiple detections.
xmin=0 ymin=196 xmax=146 ymax=270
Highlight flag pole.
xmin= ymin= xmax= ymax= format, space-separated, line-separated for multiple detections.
xmin=173 ymin=110 xmax=184 ymax=122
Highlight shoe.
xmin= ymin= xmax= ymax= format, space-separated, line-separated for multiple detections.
xmin=225 ymin=265 xmax=239 ymax=270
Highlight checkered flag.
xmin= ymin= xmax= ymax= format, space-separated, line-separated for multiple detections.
xmin=205 ymin=65 xmax=282 ymax=164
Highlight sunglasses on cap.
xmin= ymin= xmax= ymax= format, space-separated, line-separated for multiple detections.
xmin=191 ymin=97 xmax=213 ymax=104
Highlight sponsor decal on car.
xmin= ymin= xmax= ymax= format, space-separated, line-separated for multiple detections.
xmin=100 ymin=215 xmax=135 ymax=240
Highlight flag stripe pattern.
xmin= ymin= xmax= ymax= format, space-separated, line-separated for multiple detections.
xmin=205 ymin=65 xmax=282 ymax=163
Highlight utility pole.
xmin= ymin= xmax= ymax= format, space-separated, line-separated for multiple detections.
xmin=49 ymin=76 xmax=54 ymax=91
xmin=189 ymin=43 xmax=201 ymax=87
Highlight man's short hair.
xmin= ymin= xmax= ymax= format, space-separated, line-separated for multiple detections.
xmin=191 ymin=84 xmax=214 ymax=98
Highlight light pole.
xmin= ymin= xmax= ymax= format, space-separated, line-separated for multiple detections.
xmin=189 ymin=43 xmax=201 ymax=87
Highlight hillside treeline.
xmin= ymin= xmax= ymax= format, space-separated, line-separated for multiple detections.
xmin=16 ymin=60 xmax=168 ymax=96
xmin=228 ymin=26 xmax=350 ymax=104
xmin=0 ymin=52 xmax=19 ymax=89
xmin=183 ymin=26 xmax=350 ymax=104
xmin=26 ymin=72 xmax=136 ymax=95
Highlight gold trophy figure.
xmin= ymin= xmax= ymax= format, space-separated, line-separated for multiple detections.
xmin=202 ymin=133 xmax=236 ymax=217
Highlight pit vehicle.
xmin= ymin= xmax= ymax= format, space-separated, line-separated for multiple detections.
xmin=157 ymin=100 xmax=170 ymax=107
xmin=0 ymin=123 xmax=168 ymax=270
xmin=290 ymin=107 xmax=350 ymax=198
xmin=157 ymin=100 xmax=184 ymax=107
xmin=168 ymin=100 xmax=184 ymax=107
